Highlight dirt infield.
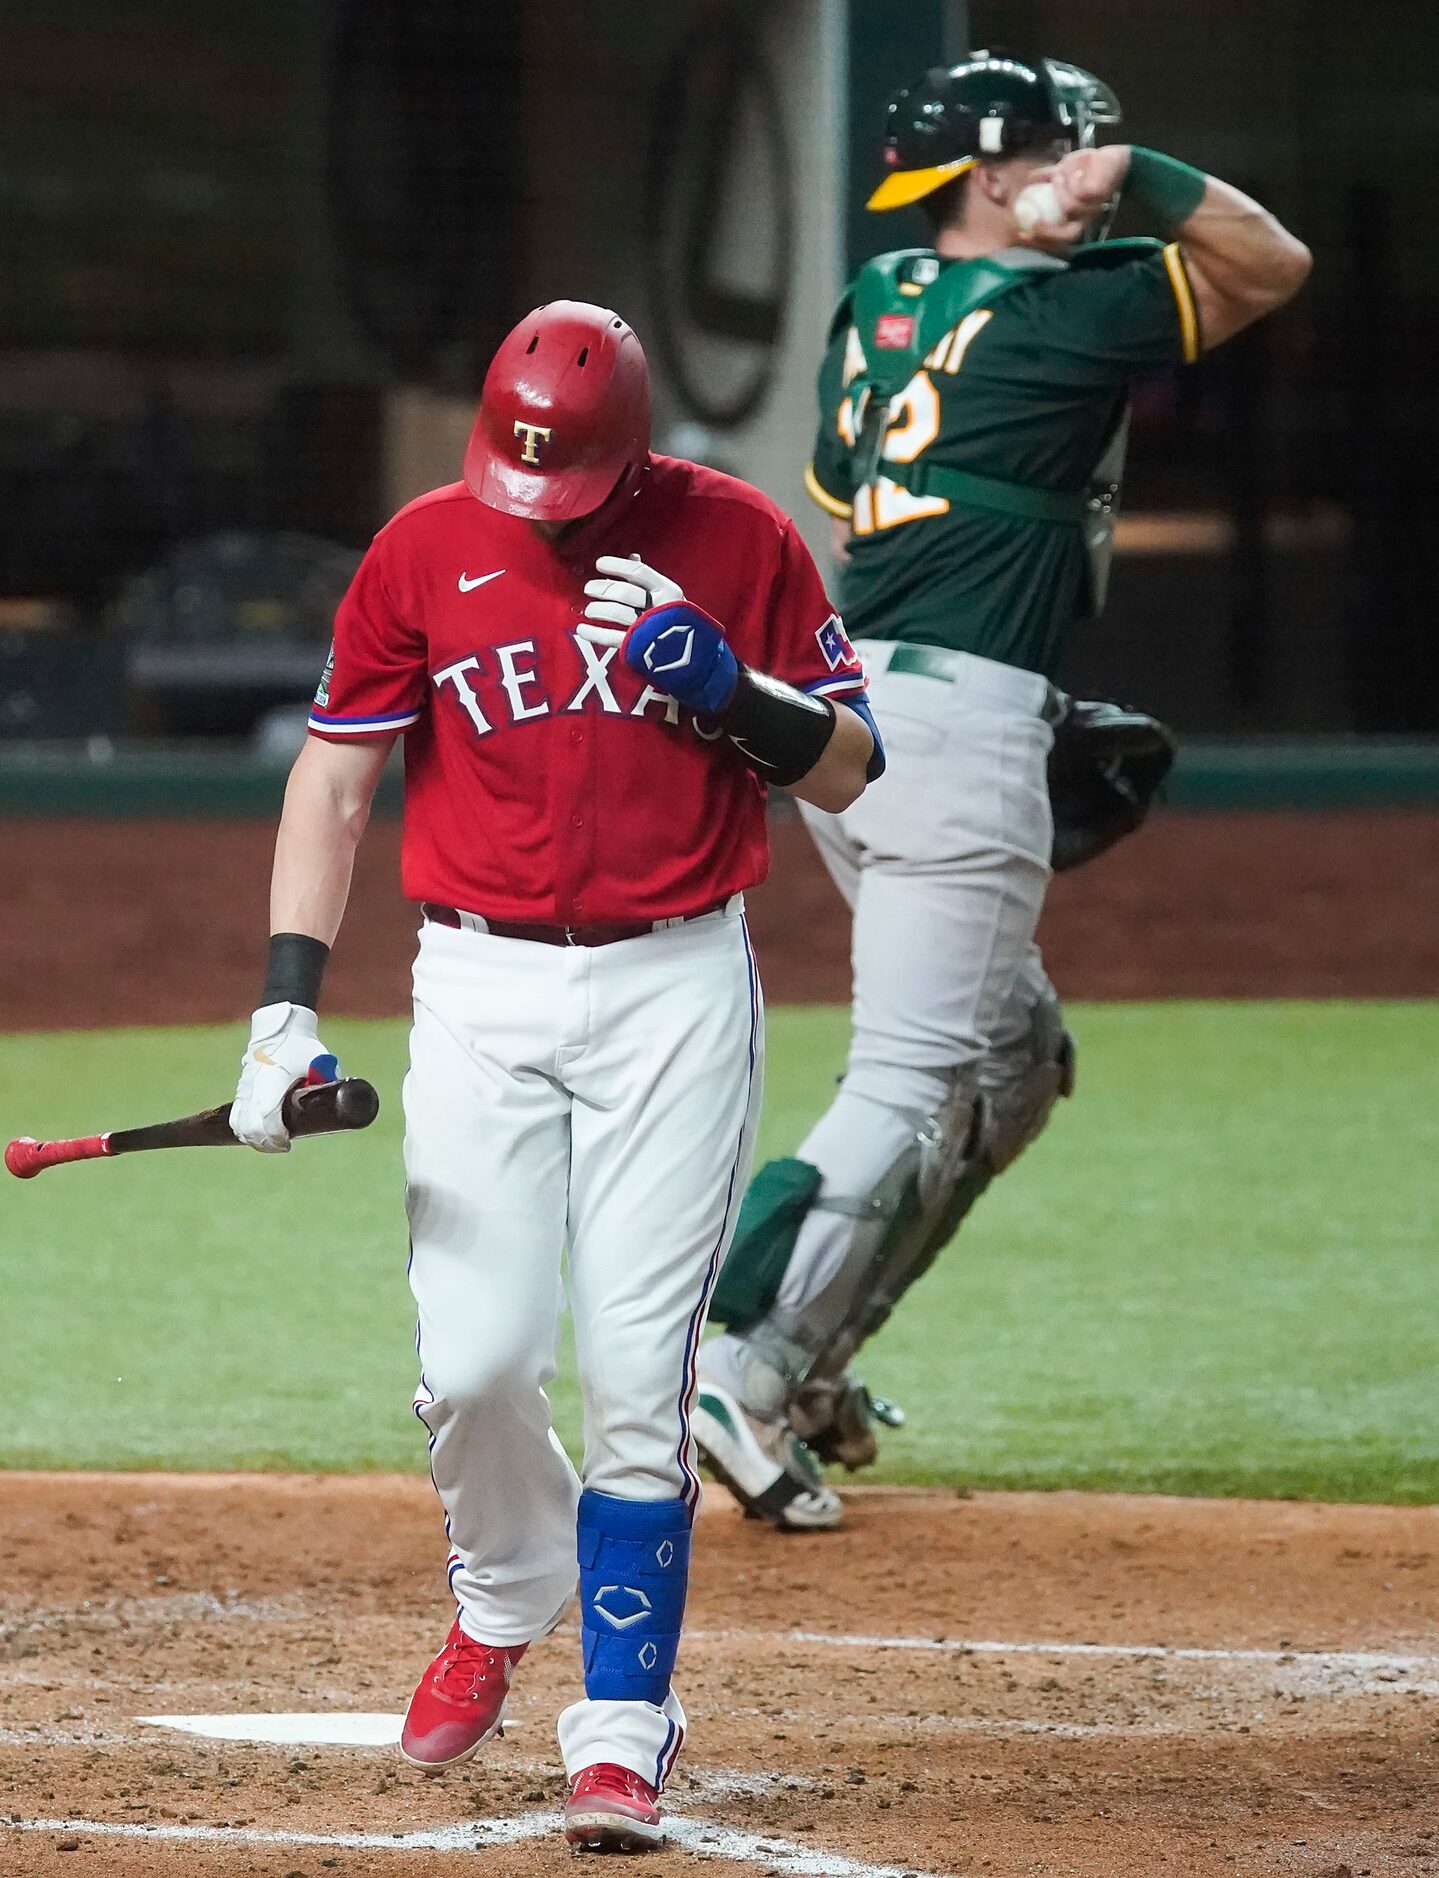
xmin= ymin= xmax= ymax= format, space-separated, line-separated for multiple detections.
xmin=4 ymin=808 xmax=1438 ymax=1031
xmin=2 ymin=1475 xmax=1435 ymax=1877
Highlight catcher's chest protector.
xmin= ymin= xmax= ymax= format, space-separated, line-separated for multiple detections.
xmin=841 ymin=240 xmax=1167 ymax=612
xmin=844 ymin=247 xmax=1063 ymax=485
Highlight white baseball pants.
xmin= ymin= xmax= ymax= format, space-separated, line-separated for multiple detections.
xmin=404 ymin=901 xmax=763 ymax=1782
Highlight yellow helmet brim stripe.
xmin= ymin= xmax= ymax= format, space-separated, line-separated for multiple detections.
xmin=866 ymin=156 xmax=976 ymax=212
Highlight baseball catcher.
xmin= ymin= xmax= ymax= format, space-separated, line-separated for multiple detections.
xmin=694 ymin=49 xmax=1310 ymax=1527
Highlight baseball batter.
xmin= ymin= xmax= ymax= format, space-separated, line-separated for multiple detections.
xmin=695 ymin=50 xmax=1311 ymax=1528
xmin=227 ymin=302 xmax=880 ymax=1850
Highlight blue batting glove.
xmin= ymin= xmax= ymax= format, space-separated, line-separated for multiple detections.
xmin=623 ymin=601 xmax=739 ymax=715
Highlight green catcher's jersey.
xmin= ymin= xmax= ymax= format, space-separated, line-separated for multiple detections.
xmin=807 ymin=239 xmax=1199 ymax=679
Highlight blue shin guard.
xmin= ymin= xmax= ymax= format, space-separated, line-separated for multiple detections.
xmin=577 ymin=1490 xmax=692 ymax=1704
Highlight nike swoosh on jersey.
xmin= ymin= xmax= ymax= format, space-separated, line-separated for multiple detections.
xmin=458 ymin=570 xmax=505 ymax=592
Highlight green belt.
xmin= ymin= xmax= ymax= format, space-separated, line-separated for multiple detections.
xmin=887 ymin=644 xmax=973 ymax=684
xmin=887 ymin=458 xmax=1089 ymax=524
xmin=885 ymin=643 xmax=1066 ymax=722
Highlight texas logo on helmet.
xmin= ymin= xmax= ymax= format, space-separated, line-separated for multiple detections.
xmin=513 ymin=421 xmax=553 ymax=466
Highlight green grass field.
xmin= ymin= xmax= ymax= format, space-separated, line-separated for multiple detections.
xmin=3 ymin=1003 xmax=1436 ymax=1500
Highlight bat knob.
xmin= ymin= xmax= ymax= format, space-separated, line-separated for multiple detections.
xmin=5 ymin=1137 xmax=42 ymax=1180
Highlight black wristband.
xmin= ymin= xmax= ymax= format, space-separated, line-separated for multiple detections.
xmin=262 ymin=933 xmax=330 ymax=1011
xmin=719 ymin=665 xmax=836 ymax=787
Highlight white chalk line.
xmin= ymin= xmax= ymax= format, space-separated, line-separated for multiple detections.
xmin=0 ymin=1590 xmax=311 ymax=1634
xmin=2 ymin=1814 xmax=542 ymax=1854
xmin=2 ymin=1812 xmax=952 ymax=1878
xmin=0 ymin=1727 xmax=107 ymax=1749
xmin=668 ymin=1816 xmax=946 ymax=1876
xmin=11 ymin=1592 xmax=1433 ymax=1676
xmin=703 ymin=1627 xmax=1439 ymax=1675
xmin=140 ymin=1712 xmax=403 ymax=1746
xmin=871 ymin=1714 xmax=1183 ymax=1739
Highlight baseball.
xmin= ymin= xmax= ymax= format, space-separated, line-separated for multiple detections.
xmin=1014 ymin=180 xmax=1065 ymax=233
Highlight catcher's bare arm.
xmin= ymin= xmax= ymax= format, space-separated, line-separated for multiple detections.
xmin=1157 ymin=168 xmax=1311 ymax=347
xmin=1032 ymin=143 xmax=1312 ymax=348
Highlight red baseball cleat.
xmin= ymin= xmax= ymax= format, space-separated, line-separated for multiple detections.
xmin=399 ymin=1617 xmax=527 ymax=1771
xmin=564 ymin=1761 xmax=664 ymax=1852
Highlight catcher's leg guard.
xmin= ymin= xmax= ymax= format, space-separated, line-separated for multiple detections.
xmin=708 ymin=1158 xmax=822 ymax=1331
xmin=712 ymin=965 xmax=1076 ymax=1468
xmin=717 ymin=1071 xmax=983 ymax=1418
xmin=695 ymin=1073 xmax=976 ymax=1516
xmin=818 ymin=965 xmax=1074 ymax=1367
xmin=872 ymin=960 xmax=1073 ymax=1306
xmin=976 ymin=953 xmax=1075 ymax=1176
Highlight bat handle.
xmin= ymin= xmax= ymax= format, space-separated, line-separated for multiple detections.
xmin=4 ymin=1133 xmax=111 ymax=1180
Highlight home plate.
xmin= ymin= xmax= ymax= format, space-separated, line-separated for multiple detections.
xmin=139 ymin=1713 xmax=406 ymax=1747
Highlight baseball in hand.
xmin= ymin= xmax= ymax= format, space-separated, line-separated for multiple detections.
xmin=1014 ymin=181 xmax=1065 ymax=234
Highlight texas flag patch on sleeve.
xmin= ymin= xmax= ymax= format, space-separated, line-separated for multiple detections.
xmin=804 ymin=614 xmax=866 ymax=701
xmin=816 ymin=614 xmax=860 ymax=672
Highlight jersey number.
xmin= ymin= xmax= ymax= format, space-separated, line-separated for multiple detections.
xmin=842 ymin=309 xmax=992 ymax=536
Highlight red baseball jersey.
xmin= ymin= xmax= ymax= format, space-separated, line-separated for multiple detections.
xmin=309 ymin=454 xmax=866 ymax=924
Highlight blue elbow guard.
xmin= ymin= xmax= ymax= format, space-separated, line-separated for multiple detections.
xmin=845 ymin=692 xmax=886 ymax=779
xmin=577 ymin=1490 xmax=692 ymax=1705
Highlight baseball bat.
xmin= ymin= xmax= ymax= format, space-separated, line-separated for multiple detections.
xmin=4 ymin=1072 xmax=379 ymax=1181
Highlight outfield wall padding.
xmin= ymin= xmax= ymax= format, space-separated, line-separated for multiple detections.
xmin=5 ymin=739 xmax=1439 ymax=816
xmin=2 ymin=809 xmax=1436 ymax=1028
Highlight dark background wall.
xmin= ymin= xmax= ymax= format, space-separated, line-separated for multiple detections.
xmin=0 ymin=0 xmax=1433 ymax=738
xmin=957 ymin=0 xmax=1435 ymax=733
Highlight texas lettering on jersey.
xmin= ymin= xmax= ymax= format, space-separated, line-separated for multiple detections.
xmin=317 ymin=610 xmax=861 ymax=748
xmin=308 ymin=456 xmax=866 ymax=926
xmin=417 ymin=631 xmax=719 ymax=742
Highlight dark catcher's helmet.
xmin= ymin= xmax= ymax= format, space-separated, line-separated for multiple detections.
xmin=464 ymin=301 xmax=652 ymax=522
xmin=868 ymin=50 xmax=1122 ymax=211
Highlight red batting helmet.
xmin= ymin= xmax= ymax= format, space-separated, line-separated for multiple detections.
xmin=464 ymin=301 xmax=652 ymax=522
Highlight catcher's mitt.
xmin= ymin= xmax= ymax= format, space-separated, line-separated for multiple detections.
xmin=1048 ymin=696 xmax=1176 ymax=872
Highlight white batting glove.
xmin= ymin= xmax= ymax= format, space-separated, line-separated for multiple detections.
xmin=230 ymin=1002 xmax=332 ymax=1153
xmin=578 ymin=555 xmax=686 ymax=649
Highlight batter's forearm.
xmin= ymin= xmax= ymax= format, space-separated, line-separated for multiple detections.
xmin=269 ymin=811 xmax=359 ymax=951
xmin=268 ymin=737 xmax=388 ymax=947
xmin=235 ymin=736 xmax=387 ymax=1141
xmin=789 ymin=701 xmax=875 ymax=815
